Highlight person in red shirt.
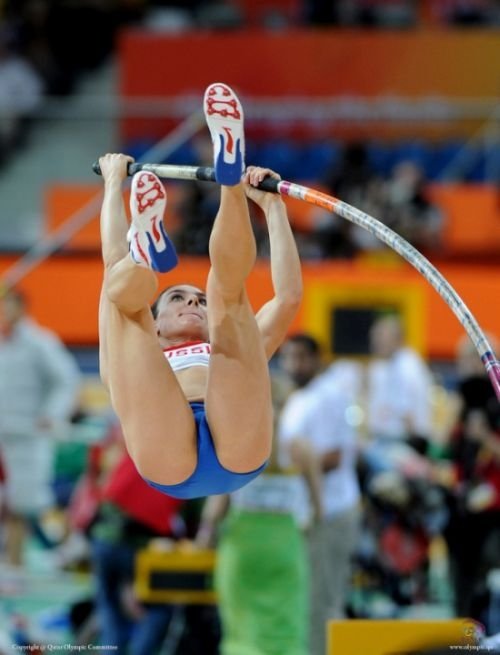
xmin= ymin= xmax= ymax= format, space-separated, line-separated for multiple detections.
xmin=66 ymin=422 xmax=184 ymax=655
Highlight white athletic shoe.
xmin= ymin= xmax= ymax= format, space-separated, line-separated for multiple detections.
xmin=128 ymin=171 xmax=178 ymax=272
xmin=203 ymin=82 xmax=245 ymax=186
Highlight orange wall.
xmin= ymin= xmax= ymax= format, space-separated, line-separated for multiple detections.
xmin=119 ymin=29 xmax=500 ymax=140
xmin=45 ymin=182 xmax=500 ymax=256
xmin=121 ymin=29 xmax=500 ymax=98
xmin=1 ymin=254 xmax=499 ymax=361
xmin=428 ymin=184 xmax=500 ymax=255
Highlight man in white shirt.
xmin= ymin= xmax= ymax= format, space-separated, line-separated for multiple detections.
xmin=0 ymin=287 xmax=81 ymax=564
xmin=368 ymin=315 xmax=432 ymax=441
xmin=278 ymin=334 xmax=361 ymax=655
xmin=362 ymin=315 xmax=434 ymax=478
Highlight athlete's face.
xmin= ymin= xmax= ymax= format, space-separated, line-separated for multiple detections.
xmin=155 ymin=285 xmax=209 ymax=342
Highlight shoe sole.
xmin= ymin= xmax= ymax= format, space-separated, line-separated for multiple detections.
xmin=204 ymin=82 xmax=245 ymax=186
xmin=129 ymin=171 xmax=178 ymax=272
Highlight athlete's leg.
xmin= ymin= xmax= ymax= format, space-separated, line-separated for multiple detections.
xmin=205 ymin=183 xmax=273 ymax=472
xmin=98 ymin=155 xmax=196 ymax=484
xmin=202 ymin=84 xmax=272 ymax=472
xmin=202 ymin=85 xmax=272 ymax=471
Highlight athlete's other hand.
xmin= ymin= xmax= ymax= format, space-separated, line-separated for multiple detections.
xmin=99 ymin=153 xmax=134 ymax=184
xmin=243 ymin=166 xmax=284 ymax=213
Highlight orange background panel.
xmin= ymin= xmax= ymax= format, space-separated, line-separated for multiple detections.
xmin=1 ymin=255 xmax=499 ymax=361
xmin=428 ymin=184 xmax=500 ymax=255
xmin=120 ymin=30 xmax=500 ymax=99
xmin=119 ymin=30 xmax=500 ymax=140
xmin=44 ymin=185 xmax=102 ymax=251
xmin=45 ymin=182 xmax=335 ymax=247
xmin=45 ymin=183 xmax=500 ymax=256
xmin=45 ymin=183 xmax=184 ymax=251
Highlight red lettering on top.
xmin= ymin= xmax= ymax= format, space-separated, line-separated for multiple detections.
xmin=164 ymin=343 xmax=211 ymax=359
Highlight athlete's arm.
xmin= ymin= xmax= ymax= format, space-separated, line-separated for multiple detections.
xmin=99 ymin=153 xmax=134 ymax=264
xmin=244 ymin=167 xmax=303 ymax=359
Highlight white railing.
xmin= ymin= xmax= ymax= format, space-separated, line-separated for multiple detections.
xmin=23 ymin=94 xmax=500 ymax=124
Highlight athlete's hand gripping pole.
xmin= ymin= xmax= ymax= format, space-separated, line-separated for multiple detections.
xmin=92 ymin=161 xmax=280 ymax=193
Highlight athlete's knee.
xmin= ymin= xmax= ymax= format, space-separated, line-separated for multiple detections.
xmin=104 ymin=262 xmax=158 ymax=313
xmin=207 ymin=274 xmax=247 ymax=306
xmin=217 ymin=426 xmax=272 ymax=472
xmin=129 ymin=446 xmax=195 ymax=486
xmin=218 ymin=446 xmax=270 ymax=473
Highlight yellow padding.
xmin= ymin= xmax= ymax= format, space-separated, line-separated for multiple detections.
xmin=328 ymin=619 xmax=482 ymax=655
xmin=134 ymin=547 xmax=217 ymax=605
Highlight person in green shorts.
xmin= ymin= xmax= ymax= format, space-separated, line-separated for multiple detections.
xmin=196 ymin=372 xmax=323 ymax=655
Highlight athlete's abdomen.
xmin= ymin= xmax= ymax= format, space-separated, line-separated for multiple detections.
xmin=174 ymin=366 xmax=207 ymax=402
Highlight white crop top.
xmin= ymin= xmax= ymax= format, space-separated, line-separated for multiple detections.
xmin=164 ymin=341 xmax=211 ymax=372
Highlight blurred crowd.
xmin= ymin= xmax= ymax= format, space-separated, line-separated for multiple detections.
xmin=0 ymin=283 xmax=499 ymax=653
xmin=172 ymin=137 xmax=445 ymax=260
xmin=1 ymin=0 xmax=499 ymax=174
xmin=0 ymin=0 xmax=144 ymax=167
xmin=304 ymin=0 xmax=500 ymax=27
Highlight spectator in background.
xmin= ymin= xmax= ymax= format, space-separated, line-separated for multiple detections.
xmin=196 ymin=369 xmax=322 ymax=655
xmin=0 ymin=453 xmax=6 ymax=536
xmin=314 ymin=141 xmax=383 ymax=257
xmin=304 ymin=0 xmax=338 ymax=24
xmin=432 ymin=0 xmax=498 ymax=25
xmin=314 ymin=144 xmax=444 ymax=259
xmin=278 ymin=333 xmax=361 ymax=655
xmin=385 ymin=160 xmax=444 ymax=252
xmin=4 ymin=0 xmax=147 ymax=97
xmin=0 ymin=286 xmax=81 ymax=565
xmin=6 ymin=0 xmax=62 ymax=96
xmin=304 ymin=0 xmax=417 ymax=27
xmin=443 ymin=334 xmax=500 ymax=628
xmin=325 ymin=314 xmax=443 ymax=612
xmin=58 ymin=421 xmax=217 ymax=654
xmin=360 ymin=314 xmax=435 ymax=479
xmin=174 ymin=135 xmax=221 ymax=256
xmin=0 ymin=27 xmax=44 ymax=166
xmin=174 ymin=134 xmax=269 ymax=258
xmin=87 ymin=436 xmax=184 ymax=655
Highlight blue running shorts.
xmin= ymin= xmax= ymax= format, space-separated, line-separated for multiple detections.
xmin=145 ymin=402 xmax=267 ymax=500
